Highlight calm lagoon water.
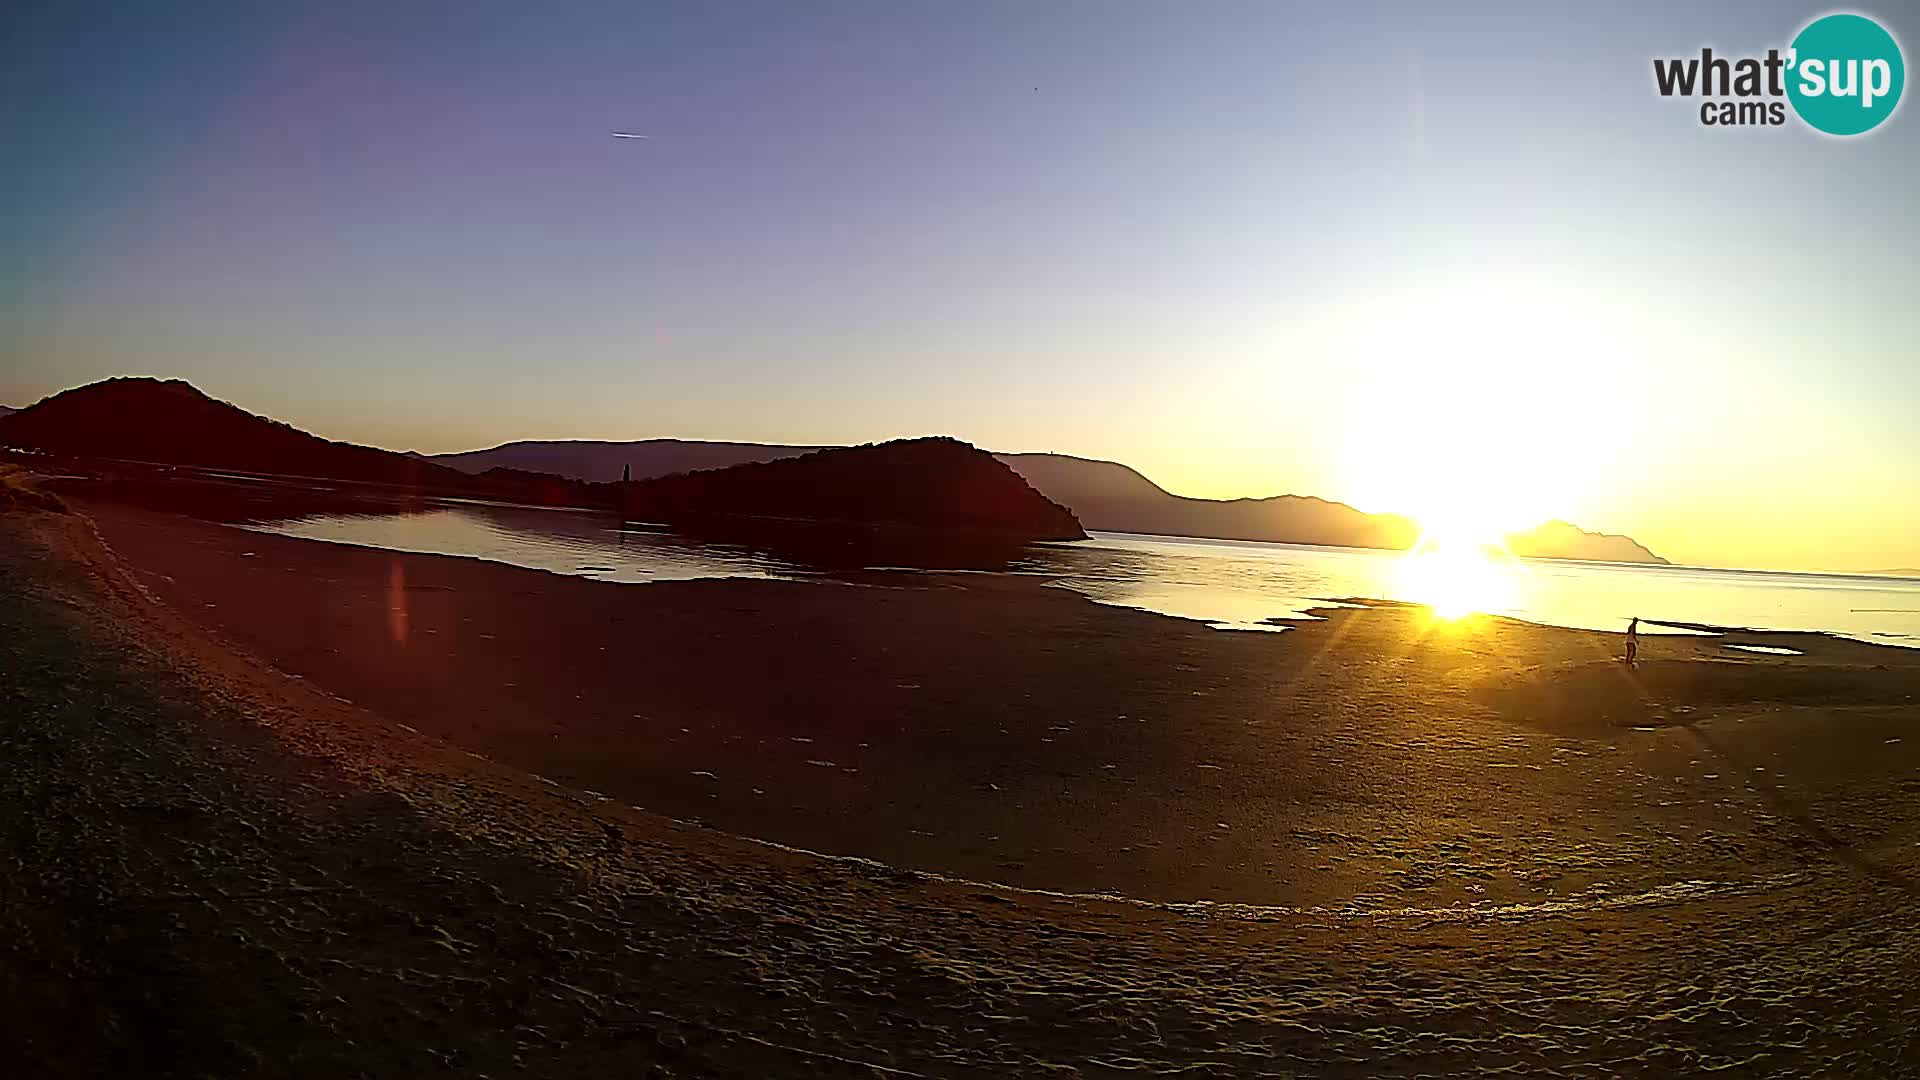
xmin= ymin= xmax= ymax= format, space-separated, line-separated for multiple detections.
xmin=251 ymin=503 xmax=1920 ymax=646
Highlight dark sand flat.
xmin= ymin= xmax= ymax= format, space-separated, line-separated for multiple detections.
xmin=78 ymin=500 xmax=1920 ymax=908
xmin=4 ymin=480 xmax=1919 ymax=1076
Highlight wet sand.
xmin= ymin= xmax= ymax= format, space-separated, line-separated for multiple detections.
xmin=77 ymin=498 xmax=1920 ymax=908
xmin=5 ymin=479 xmax=1920 ymax=1075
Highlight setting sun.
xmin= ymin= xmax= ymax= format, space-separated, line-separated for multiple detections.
xmin=4 ymin=3 xmax=1918 ymax=1074
xmin=1305 ymin=280 xmax=1654 ymax=556
xmin=1393 ymin=545 xmax=1518 ymax=620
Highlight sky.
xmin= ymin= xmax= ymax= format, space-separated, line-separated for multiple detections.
xmin=3 ymin=1 xmax=1916 ymax=572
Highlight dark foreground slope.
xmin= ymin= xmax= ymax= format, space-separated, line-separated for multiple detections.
xmin=621 ymin=437 xmax=1084 ymax=541
xmin=4 ymin=477 xmax=1918 ymax=1077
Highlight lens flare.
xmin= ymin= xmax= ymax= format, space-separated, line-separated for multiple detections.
xmin=1393 ymin=543 xmax=1517 ymax=621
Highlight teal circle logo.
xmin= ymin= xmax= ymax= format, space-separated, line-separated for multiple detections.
xmin=1787 ymin=13 xmax=1905 ymax=135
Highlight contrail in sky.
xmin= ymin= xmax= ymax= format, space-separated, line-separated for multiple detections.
xmin=610 ymin=132 xmax=652 ymax=139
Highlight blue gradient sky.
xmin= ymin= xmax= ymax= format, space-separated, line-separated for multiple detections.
xmin=3 ymin=2 xmax=1915 ymax=571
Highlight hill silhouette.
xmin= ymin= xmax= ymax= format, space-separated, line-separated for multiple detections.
xmin=619 ymin=438 xmax=1084 ymax=542
xmin=434 ymin=439 xmax=822 ymax=483
xmin=430 ymin=441 xmax=1422 ymax=549
xmin=0 ymin=380 xmax=1083 ymax=554
xmin=429 ymin=438 xmax=1667 ymax=563
xmin=0 ymin=378 xmax=470 ymax=490
xmin=996 ymin=452 xmax=1422 ymax=551
xmin=7 ymin=379 xmax=1662 ymax=564
xmin=1502 ymin=520 xmax=1668 ymax=565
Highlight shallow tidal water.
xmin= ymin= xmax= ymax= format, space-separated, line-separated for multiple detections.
xmin=249 ymin=501 xmax=1920 ymax=645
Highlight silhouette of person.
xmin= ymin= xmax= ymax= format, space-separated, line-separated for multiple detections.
xmin=1625 ymin=616 xmax=1640 ymax=666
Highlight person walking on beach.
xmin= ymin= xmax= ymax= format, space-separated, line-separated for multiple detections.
xmin=1625 ymin=616 xmax=1640 ymax=666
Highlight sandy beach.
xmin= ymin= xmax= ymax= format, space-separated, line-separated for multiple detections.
xmin=5 ymin=479 xmax=1920 ymax=1075
xmin=75 ymin=497 xmax=1920 ymax=907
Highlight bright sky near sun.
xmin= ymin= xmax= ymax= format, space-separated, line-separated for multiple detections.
xmin=3 ymin=1 xmax=1916 ymax=573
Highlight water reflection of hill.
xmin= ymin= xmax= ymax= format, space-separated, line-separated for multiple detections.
xmin=4 ymin=378 xmax=1089 ymax=572
xmin=666 ymin=515 xmax=1040 ymax=572
xmin=49 ymin=463 xmax=1053 ymax=576
xmin=42 ymin=462 xmax=438 ymax=524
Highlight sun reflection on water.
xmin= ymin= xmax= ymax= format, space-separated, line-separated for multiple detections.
xmin=1391 ymin=545 xmax=1519 ymax=620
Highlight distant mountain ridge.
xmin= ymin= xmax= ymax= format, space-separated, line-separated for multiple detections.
xmin=431 ymin=441 xmax=1418 ymax=548
xmin=0 ymin=379 xmax=1082 ymax=549
xmin=434 ymin=439 xmax=1665 ymax=564
xmin=994 ymin=452 xmax=1421 ymax=551
xmin=1502 ymin=520 xmax=1668 ymax=566
xmin=431 ymin=439 xmax=823 ymax=483
xmin=619 ymin=438 xmax=1083 ymax=542
xmin=1 ymin=380 xmax=1663 ymax=564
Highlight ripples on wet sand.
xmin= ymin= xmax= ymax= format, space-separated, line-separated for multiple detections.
xmin=6 ymin=496 xmax=1919 ymax=1076
xmin=85 ymin=499 xmax=1920 ymax=908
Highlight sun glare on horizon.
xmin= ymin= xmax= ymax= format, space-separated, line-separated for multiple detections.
xmin=1301 ymin=279 xmax=1654 ymax=566
xmin=1310 ymin=283 xmax=1598 ymax=623
xmin=1392 ymin=544 xmax=1519 ymax=621
xmin=1392 ymin=484 xmax=1525 ymax=621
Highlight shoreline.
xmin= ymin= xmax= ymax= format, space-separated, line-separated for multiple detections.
xmin=4 ymin=479 xmax=1920 ymax=1075
xmin=237 ymin=495 xmax=1920 ymax=648
xmin=70 ymin=493 xmax=1920 ymax=907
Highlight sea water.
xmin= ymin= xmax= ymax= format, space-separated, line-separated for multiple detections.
xmin=250 ymin=503 xmax=1920 ymax=646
